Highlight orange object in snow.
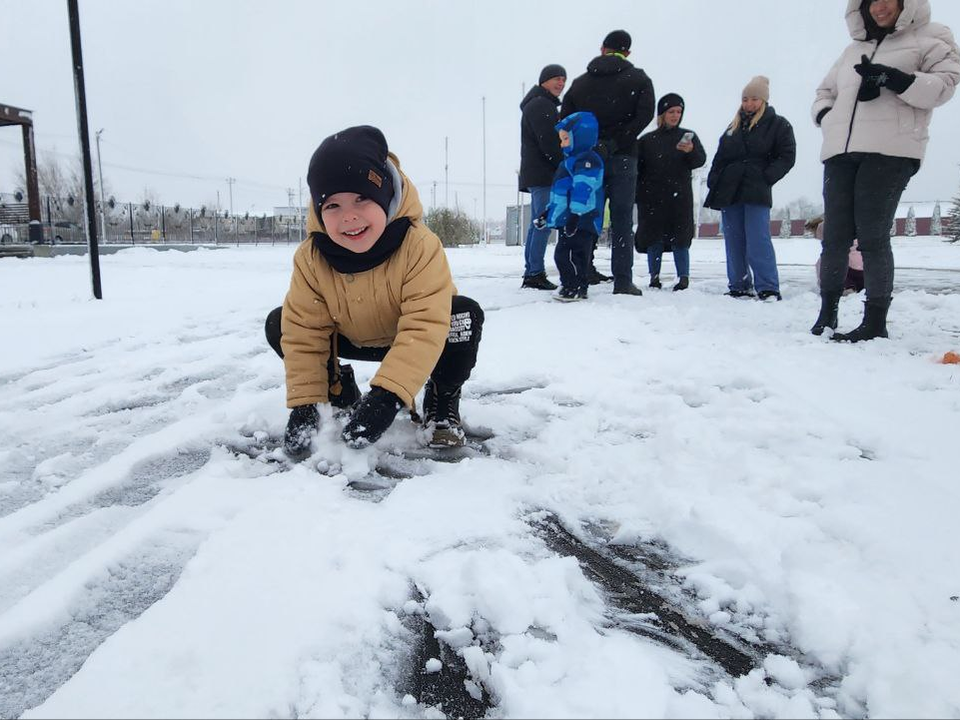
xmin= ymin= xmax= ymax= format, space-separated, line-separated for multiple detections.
xmin=941 ymin=351 xmax=960 ymax=365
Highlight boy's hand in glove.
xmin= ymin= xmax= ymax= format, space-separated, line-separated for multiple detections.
xmin=341 ymin=387 xmax=403 ymax=447
xmin=533 ymin=213 xmax=548 ymax=230
xmin=284 ymin=404 xmax=319 ymax=459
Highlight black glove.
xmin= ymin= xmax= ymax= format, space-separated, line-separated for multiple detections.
xmin=816 ymin=107 xmax=832 ymax=126
xmin=563 ymin=215 xmax=580 ymax=237
xmin=533 ymin=213 xmax=548 ymax=230
xmin=284 ymin=404 xmax=319 ymax=459
xmin=341 ymin=387 xmax=403 ymax=447
xmin=855 ymin=55 xmax=916 ymax=100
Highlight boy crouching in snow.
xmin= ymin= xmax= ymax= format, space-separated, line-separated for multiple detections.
xmin=264 ymin=126 xmax=484 ymax=458
xmin=538 ymin=111 xmax=605 ymax=301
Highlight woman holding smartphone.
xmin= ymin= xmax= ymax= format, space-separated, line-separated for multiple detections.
xmin=704 ymin=76 xmax=796 ymax=301
xmin=634 ymin=93 xmax=707 ymax=291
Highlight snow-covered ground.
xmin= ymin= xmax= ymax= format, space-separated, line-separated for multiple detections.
xmin=1 ymin=237 xmax=959 ymax=719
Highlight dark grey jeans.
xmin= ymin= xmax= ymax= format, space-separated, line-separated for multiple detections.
xmin=820 ymin=153 xmax=919 ymax=302
xmin=604 ymin=154 xmax=639 ymax=286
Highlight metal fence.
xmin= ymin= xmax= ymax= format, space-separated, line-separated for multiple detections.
xmin=0 ymin=196 xmax=308 ymax=246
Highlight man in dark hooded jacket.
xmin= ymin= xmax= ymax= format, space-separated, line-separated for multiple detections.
xmin=519 ymin=64 xmax=566 ymax=290
xmin=561 ymin=29 xmax=656 ymax=296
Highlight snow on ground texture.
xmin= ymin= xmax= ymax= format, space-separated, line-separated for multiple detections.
xmin=1 ymin=238 xmax=959 ymax=719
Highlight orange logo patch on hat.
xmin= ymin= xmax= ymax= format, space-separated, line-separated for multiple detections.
xmin=367 ymin=170 xmax=383 ymax=187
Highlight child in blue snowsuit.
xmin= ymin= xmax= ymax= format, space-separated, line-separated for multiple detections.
xmin=541 ymin=111 xmax=605 ymax=301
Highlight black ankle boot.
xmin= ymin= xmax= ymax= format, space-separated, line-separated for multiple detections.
xmin=422 ymin=379 xmax=465 ymax=447
xmin=832 ymin=299 xmax=890 ymax=343
xmin=810 ymin=293 xmax=841 ymax=336
xmin=649 ymin=275 xmax=662 ymax=289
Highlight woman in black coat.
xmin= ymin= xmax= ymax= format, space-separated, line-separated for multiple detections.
xmin=704 ymin=76 xmax=796 ymax=300
xmin=635 ymin=93 xmax=707 ymax=291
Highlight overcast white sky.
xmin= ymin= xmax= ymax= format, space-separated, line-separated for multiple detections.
xmin=3 ymin=0 xmax=960 ymax=220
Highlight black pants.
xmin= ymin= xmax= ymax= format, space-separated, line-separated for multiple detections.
xmin=820 ymin=153 xmax=918 ymax=302
xmin=555 ymin=228 xmax=595 ymax=292
xmin=264 ymin=295 xmax=484 ymax=390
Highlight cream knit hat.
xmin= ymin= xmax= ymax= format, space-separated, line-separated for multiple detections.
xmin=742 ymin=75 xmax=770 ymax=101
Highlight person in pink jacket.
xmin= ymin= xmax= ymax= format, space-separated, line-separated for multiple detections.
xmin=809 ymin=216 xmax=865 ymax=294
xmin=810 ymin=0 xmax=960 ymax=341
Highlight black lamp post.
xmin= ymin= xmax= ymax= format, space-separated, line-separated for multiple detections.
xmin=67 ymin=0 xmax=102 ymax=299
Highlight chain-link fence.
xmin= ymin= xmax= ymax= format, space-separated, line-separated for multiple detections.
xmin=0 ymin=194 xmax=307 ymax=246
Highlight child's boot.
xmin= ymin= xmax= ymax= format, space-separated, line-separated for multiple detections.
xmin=422 ymin=379 xmax=466 ymax=447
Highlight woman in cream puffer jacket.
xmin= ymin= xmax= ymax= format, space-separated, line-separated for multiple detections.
xmin=810 ymin=0 xmax=960 ymax=342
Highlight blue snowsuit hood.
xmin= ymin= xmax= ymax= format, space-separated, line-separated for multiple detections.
xmin=557 ymin=112 xmax=600 ymax=157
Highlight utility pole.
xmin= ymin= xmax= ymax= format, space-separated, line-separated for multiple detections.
xmin=444 ymin=136 xmax=449 ymax=208
xmin=226 ymin=177 xmax=235 ymax=217
xmin=431 ymin=181 xmax=437 ymax=210
xmin=95 ymin=128 xmax=106 ymax=242
xmin=67 ymin=0 xmax=102 ymax=299
xmin=286 ymin=187 xmax=295 ymax=208
xmin=482 ymin=96 xmax=487 ymax=245
xmin=298 ymin=177 xmax=304 ymax=244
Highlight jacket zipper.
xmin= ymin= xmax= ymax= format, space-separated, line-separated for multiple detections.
xmin=844 ymin=40 xmax=882 ymax=154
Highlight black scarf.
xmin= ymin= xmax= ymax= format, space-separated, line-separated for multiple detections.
xmin=312 ymin=217 xmax=412 ymax=273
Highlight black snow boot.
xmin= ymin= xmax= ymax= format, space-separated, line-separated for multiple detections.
xmin=832 ymin=299 xmax=890 ymax=343
xmin=329 ymin=363 xmax=361 ymax=410
xmin=521 ymin=272 xmax=558 ymax=290
xmin=810 ymin=293 xmax=841 ymax=336
xmin=587 ymin=267 xmax=612 ymax=285
xmin=649 ymin=274 xmax=662 ymax=289
xmin=422 ymin=379 xmax=465 ymax=447
xmin=673 ymin=276 xmax=689 ymax=292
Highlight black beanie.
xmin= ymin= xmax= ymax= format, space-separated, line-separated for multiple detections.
xmin=657 ymin=93 xmax=685 ymax=117
xmin=307 ymin=126 xmax=395 ymax=218
xmin=539 ymin=64 xmax=567 ymax=85
xmin=602 ymin=29 xmax=631 ymax=52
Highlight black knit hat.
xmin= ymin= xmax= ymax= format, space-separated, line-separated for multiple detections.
xmin=657 ymin=93 xmax=685 ymax=117
xmin=539 ymin=64 xmax=567 ymax=85
xmin=602 ymin=29 xmax=631 ymax=52
xmin=307 ymin=126 xmax=395 ymax=218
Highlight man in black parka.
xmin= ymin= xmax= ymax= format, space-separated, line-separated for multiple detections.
xmin=519 ymin=64 xmax=566 ymax=290
xmin=561 ymin=29 xmax=656 ymax=296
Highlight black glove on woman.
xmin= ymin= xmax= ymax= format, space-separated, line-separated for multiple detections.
xmin=284 ymin=404 xmax=319 ymax=459
xmin=341 ymin=387 xmax=403 ymax=447
xmin=855 ymin=54 xmax=916 ymax=100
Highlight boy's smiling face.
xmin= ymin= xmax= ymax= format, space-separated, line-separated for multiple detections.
xmin=320 ymin=192 xmax=388 ymax=253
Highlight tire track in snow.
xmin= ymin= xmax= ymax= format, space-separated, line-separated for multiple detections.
xmin=0 ymin=448 xmax=210 ymax=615
xmin=0 ymin=529 xmax=203 ymax=719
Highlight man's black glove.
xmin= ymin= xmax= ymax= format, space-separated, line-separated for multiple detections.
xmin=563 ymin=215 xmax=580 ymax=237
xmin=533 ymin=213 xmax=548 ymax=230
xmin=341 ymin=387 xmax=403 ymax=447
xmin=284 ymin=404 xmax=319 ymax=459
xmin=855 ymin=55 xmax=916 ymax=100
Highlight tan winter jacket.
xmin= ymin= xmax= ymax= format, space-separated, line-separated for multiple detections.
xmin=280 ymin=154 xmax=455 ymax=409
xmin=812 ymin=0 xmax=960 ymax=162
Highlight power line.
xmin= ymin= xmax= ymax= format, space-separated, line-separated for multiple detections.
xmin=3 ymin=137 xmax=518 ymax=194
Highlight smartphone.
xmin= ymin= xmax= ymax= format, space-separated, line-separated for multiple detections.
xmin=679 ymin=131 xmax=695 ymax=144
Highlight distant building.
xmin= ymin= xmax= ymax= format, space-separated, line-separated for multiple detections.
xmin=697 ymin=201 xmax=943 ymax=238
xmin=272 ymin=206 xmax=308 ymax=222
